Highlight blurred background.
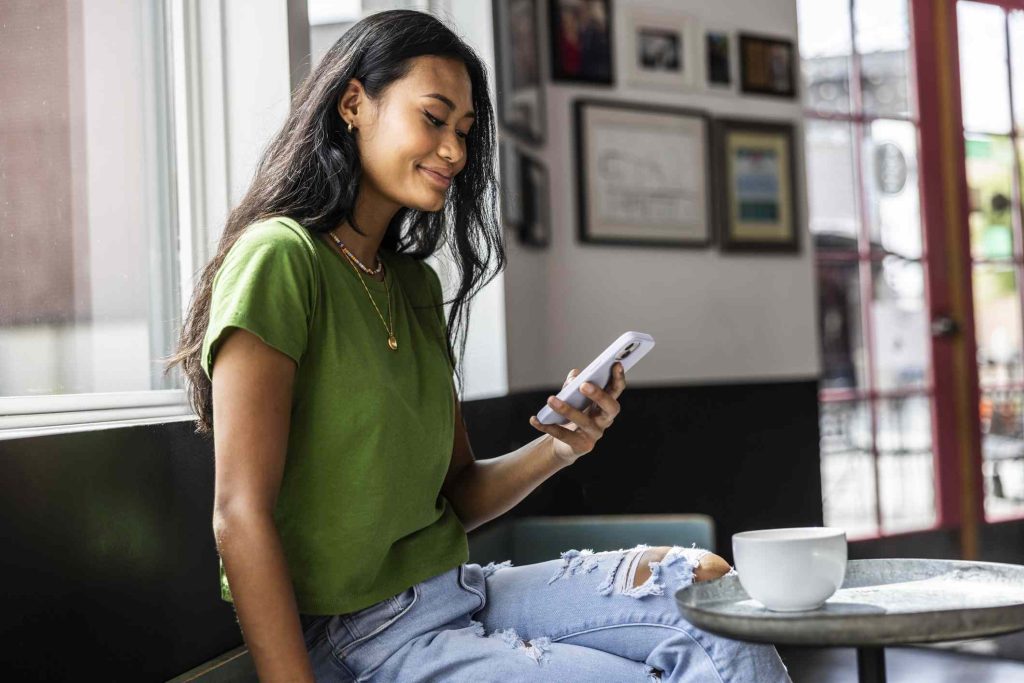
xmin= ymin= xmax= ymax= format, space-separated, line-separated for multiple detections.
xmin=1 ymin=0 xmax=1023 ymax=680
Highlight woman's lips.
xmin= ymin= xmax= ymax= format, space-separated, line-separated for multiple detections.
xmin=420 ymin=167 xmax=451 ymax=189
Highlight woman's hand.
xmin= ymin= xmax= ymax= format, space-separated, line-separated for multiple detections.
xmin=529 ymin=362 xmax=626 ymax=465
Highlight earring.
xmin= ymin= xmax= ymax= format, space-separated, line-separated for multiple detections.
xmin=347 ymin=121 xmax=354 ymax=133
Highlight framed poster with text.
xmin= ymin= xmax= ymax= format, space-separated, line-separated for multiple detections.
xmin=714 ymin=118 xmax=799 ymax=253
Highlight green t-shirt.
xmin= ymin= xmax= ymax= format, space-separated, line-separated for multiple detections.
xmin=201 ymin=215 xmax=468 ymax=615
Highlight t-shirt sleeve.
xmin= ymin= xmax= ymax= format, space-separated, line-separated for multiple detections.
xmin=200 ymin=220 xmax=318 ymax=381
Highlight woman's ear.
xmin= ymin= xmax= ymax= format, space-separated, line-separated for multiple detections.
xmin=337 ymin=78 xmax=364 ymax=124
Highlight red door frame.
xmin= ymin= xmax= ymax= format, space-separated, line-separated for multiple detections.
xmin=913 ymin=0 xmax=1024 ymax=558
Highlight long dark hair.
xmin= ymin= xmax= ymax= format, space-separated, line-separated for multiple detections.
xmin=163 ymin=9 xmax=505 ymax=435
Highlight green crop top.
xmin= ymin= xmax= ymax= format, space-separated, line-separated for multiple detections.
xmin=201 ymin=215 xmax=468 ymax=615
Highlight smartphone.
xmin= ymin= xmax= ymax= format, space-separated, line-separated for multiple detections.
xmin=535 ymin=331 xmax=655 ymax=426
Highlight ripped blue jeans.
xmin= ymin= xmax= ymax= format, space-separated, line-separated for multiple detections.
xmin=299 ymin=544 xmax=792 ymax=682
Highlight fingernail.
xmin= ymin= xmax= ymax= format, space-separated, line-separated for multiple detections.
xmin=581 ymin=383 xmax=593 ymax=394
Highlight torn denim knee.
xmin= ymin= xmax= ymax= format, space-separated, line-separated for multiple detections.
xmin=592 ymin=543 xmax=713 ymax=599
xmin=487 ymin=627 xmax=552 ymax=664
xmin=620 ymin=544 xmax=711 ymax=598
xmin=547 ymin=544 xmax=715 ymax=599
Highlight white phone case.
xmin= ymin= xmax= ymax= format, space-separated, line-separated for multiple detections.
xmin=536 ymin=331 xmax=655 ymax=426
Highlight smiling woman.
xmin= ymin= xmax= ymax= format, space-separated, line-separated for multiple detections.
xmin=163 ymin=8 xmax=789 ymax=683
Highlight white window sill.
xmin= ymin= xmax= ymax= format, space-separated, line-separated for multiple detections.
xmin=0 ymin=390 xmax=198 ymax=441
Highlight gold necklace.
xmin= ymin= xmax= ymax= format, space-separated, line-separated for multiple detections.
xmin=339 ymin=247 xmax=398 ymax=351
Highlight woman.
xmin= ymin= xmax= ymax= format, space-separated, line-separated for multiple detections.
xmin=167 ymin=9 xmax=791 ymax=682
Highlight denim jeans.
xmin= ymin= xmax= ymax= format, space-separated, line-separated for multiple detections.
xmin=299 ymin=544 xmax=792 ymax=682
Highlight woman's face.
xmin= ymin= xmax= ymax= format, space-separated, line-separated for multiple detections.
xmin=339 ymin=55 xmax=475 ymax=215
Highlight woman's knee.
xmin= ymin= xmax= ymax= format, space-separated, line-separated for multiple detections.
xmin=632 ymin=547 xmax=731 ymax=588
xmin=693 ymin=552 xmax=732 ymax=582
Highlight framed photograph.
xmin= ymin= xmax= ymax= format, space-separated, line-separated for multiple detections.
xmin=518 ymin=154 xmax=551 ymax=247
xmin=499 ymin=137 xmax=524 ymax=232
xmin=621 ymin=6 xmax=699 ymax=90
xmin=574 ymin=98 xmax=713 ymax=247
xmin=714 ymin=118 xmax=799 ymax=253
xmin=738 ymin=33 xmax=796 ymax=98
xmin=706 ymin=31 xmax=732 ymax=87
xmin=549 ymin=0 xmax=614 ymax=85
xmin=492 ymin=0 xmax=546 ymax=144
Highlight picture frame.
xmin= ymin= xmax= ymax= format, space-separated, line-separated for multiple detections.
xmin=549 ymin=0 xmax=614 ymax=85
xmin=738 ymin=33 xmax=796 ymax=98
xmin=492 ymin=0 xmax=546 ymax=144
xmin=713 ymin=118 xmax=800 ymax=253
xmin=621 ymin=6 xmax=700 ymax=91
xmin=574 ymin=98 xmax=714 ymax=248
xmin=499 ymin=137 xmax=524 ymax=232
xmin=706 ymin=30 xmax=732 ymax=88
xmin=518 ymin=154 xmax=551 ymax=248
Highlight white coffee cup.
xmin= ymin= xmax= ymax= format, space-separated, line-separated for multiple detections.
xmin=732 ymin=527 xmax=847 ymax=612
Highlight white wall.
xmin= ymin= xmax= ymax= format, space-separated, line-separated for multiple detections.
xmin=502 ymin=0 xmax=821 ymax=392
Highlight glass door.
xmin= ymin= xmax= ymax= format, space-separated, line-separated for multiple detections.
xmin=957 ymin=0 xmax=1024 ymax=521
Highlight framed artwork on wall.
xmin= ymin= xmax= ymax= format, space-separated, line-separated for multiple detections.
xmin=492 ymin=0 xmax=546 ymax=144
xmin=518 ymin=154 xmax=550 ymax=247
xmin=706 ymin=30 xmax=732 ymax=88
xmin=738 ymin=33 xmax=796 ymax=98
xmin=713 ymin=118 xmax=799 ymax=253
xmin=574 ymin=98 xmax=713 ymax=247
xmin=549 ymin=0 xmax=614 ymax=85
xmin=621 ymin=6 xmax=699 ymax=90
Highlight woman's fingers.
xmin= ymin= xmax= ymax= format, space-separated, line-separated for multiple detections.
xmin=529 ymin=414 xmax=590 ymax=450
xmin=580 ymin=380 xmax=621 ymax=423
xmin=544 ymin=394 xmax=596 ymax=434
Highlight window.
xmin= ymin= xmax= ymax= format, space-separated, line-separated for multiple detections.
xmin=1 ymin=0 xmax=188 ymax=433
xmin=798 ymin=0 xmax=937 ymax=537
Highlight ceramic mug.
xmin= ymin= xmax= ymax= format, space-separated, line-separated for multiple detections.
xmin=732 ymin=527 xmax=847 ymax=611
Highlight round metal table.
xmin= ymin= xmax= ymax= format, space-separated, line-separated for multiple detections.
xmin=675 ymin=558 xmax=1024 ymax=683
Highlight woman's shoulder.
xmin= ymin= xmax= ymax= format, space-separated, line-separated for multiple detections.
xmin=237 ymin=215 xmax=315 ymax=252
xmin=220 ymin=216 xmax=320 ymax=274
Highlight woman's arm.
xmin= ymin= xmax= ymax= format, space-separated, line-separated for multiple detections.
xmin=442 ymin=364 xmax=626 ymax=532
xmin=210 ymin=328 xmax=315 ymax=683
xmin=441 ymin=392 xmax=568 ymax=533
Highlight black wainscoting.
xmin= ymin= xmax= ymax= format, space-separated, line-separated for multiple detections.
xmin=460 ymin=379 xmax=825 ymax=557
xmin=0 ymin=421 xmax=229 ymax=681
xmin=0 ymin=379 xmax=822 ymax=680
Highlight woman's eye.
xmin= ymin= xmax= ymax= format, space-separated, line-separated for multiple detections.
xmin=424 ymin=111 xmax=468 ymax=140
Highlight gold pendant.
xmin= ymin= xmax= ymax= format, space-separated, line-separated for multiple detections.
xmin=388 ymin=335 xmax=398 ymax=351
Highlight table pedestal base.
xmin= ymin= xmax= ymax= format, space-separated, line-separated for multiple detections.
xmin=857 ymin=646 xmax=886 ymax=683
